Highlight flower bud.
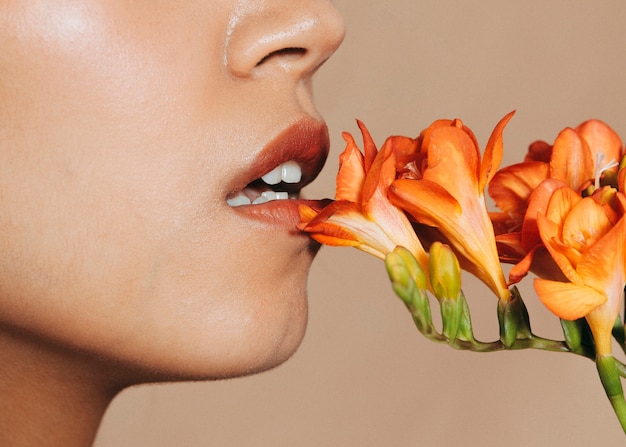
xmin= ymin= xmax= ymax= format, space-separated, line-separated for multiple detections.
xmin=428 ymin=242 xmax=464 ymax=340
xmin=385 ymin=246 xmax=427 ymax=306
xmin=428 ymin=242 xmax=461 ymax=302
xmin=497 ymin=287 xmax=531 ymax=348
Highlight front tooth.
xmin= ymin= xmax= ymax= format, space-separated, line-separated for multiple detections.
xmin=281 ymin=160 xmax=302 ymax=183
xmin=260 ymin=161 xmax=302 ymax=185
xmin=261 ymin=165 xmax=283 ymax=185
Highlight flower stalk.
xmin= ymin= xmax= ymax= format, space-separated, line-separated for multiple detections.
xmin=597 ymin=355 xmax=626 ymax=432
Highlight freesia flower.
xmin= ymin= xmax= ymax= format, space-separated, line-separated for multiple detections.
xmin=489 ymin=119 xmax=624 ymax=284
xmin=533 ymin=185 xmax=626 ymax=356
xmin=525 ymin=119 xmax=622 ymax=191
xmin=299 ymin=121 xmax=427 ymax=268
xmin=388 ymin=113 xmax=514 ymax=301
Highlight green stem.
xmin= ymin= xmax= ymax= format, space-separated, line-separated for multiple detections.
xmin=597 ymin=356 xmax=626 ymax=433
xmin=613 ymin=316 xmax=626 ymax=356
xmin=616 ymin=359 xmax=626 ymax=378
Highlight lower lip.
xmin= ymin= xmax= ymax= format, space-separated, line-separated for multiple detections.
xmin=229 ymin=198 xmax=325 ymax=233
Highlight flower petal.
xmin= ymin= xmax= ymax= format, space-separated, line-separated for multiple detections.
xmin=390 ymin=178 xmax=461 ymax=228
xmin=575 ymin=119 xmax=623 ymax=166
xmin=489 ymin=161 xmax=549 ymax=221
xmin=361 ymin=148 xmax=427 ymax=265
xmin=577 ymin=216 xmax=626 ymax=298
xmin=479 ymin=111 xmax=515 ymax=191
xmin=301 ymin=201 xmax=396 ymax=259
xmin=525 ymin=140 xmax=552 ymax=163
xmin=549 ymin=127 xmax=594 ymax=191
xmin=421 ymin=125 xmax=480 ymax=206
xmin=536 ymin=212 xmax=583 ymax=285
xmin=543 ymin=185 xmax=582 ymax=227
xmin=520 ymin=178 xmax=568 ymax=252
xmin=336 ymin=132 xmax=366 ymax=202
xmin=561 ymin=196 xmax=614 ymax=253
xmin=356 ymin=120 xmax=378 ymax=172
xmin=534 ymin=278 xmax=607 ymax=321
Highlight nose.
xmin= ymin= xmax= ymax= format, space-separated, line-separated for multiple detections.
xmin=225 ymin=0 xmax=345 ymax=80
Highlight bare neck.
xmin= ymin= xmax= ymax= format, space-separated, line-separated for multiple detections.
xmin=0 ymin=329 xmax=123 ymax=447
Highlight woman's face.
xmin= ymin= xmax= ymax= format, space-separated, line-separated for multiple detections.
xmin=0 ymin=1 xmax=344 ymax=379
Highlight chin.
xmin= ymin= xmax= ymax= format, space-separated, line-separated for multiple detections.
xmin=121 ymin=239 xmax=318 ymax=384
xmin=210 ymin=241 xmax=315 ymax=379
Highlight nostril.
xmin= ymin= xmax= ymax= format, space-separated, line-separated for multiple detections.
xmin=255 ymin=47 xmax=307 ymax=67
xmin=225 ymin=1 xmax=344 ymax=79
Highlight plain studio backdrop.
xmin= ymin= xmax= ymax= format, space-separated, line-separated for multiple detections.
xmin=95 ymin=1 xmax=626 ymax=446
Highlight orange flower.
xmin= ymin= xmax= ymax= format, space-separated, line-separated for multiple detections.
xmin=526 ymin=119 xmax=622 ymax=191
xmin=299 ymin=121 xmax=427 ymax=267
xmin=533 ymin=185 xmax=626 ymax=356
xmin=388 ymin=113 xmax=514 ymax=301
xmin=489 ymin=119 xmax=624 ymax=284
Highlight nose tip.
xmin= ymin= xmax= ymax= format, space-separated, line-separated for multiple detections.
xmin=226 ymin=0 xmax=345 ymax=79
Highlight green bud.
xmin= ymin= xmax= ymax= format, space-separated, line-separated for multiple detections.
xmin=497 ymin=287 xmax=531 ymax=348
xmin=385 ymin=246 xmax=427 ymax=306
xmin=428 ymin=242 xmax=463 ymax=340
xmin=386 ymin=247 xmax=437 ymax=337
xmin=428 ymin=242 xmax=461 ymax=302
xmin=560 ymin=319 xmax=583 ymax=352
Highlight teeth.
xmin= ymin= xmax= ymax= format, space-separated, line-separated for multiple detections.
xmin=261 ymin=161 xmax=302 ymax=185
xmin=226 ymin=195 xmax=252 ymax=207
xmin=227 ymin=161 xmax=303 ymax=208
xmin=227 ymin=191 xmax=293 ymax=207
xmin=252 ymin=191 xmax=289 ymax=205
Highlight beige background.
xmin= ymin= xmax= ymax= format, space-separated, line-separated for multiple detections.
xmin=95 ymin=1 xmax=626 ymax=445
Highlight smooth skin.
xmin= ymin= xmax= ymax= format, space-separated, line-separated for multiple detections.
xmin=0 ymin=1 xmax=345 ymax=445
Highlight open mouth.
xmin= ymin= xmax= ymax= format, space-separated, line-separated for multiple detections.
xmin=226 ymin=160 xmax=304 ymax=206
xmin=225 ymin=118 xmax=330 ymax=217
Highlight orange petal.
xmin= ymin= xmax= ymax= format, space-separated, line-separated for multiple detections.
xmin=361 ymin=136 xmax=397 ymax=205
xmin=308 ymin=226 xmax=360 ymax=247
xmin=421 ymin=125 xmax=480 ymax=204
xmin=561 ymin=196 xmax=614 ymax=253
xmin=388 ymin=135 xmax=421 ymax=176
xmin=494 ymin=232 xmax=525 ymax=262
xmin=534 ymin=278 xmax=607 ymax=320
xmin=356 ymin=120 xmax=378 ymax=172
xmin=525 ymin=140 xmax=553 ymax=163
xmin=489 ymin=161 xmax=549 ymax=217
xmin=508 ymin=245 xmax=565 ymax=284
xmin=360 ymin=144 xmax=427 ymax=265
xmin=302 ymin=201 xmax=392 ymax=258
xmin=520 ymin=178 xmax=568 ymax=252
xmin=575 ymin=120 xmax=623 ymax=166
xmin=536 ymin=212 xmax=582 ymax=285
xmin=390 ymin=178 xmax=461 ymax=228
xmin=549 ymin=127 xmax=594 ymax=191
xmin=507 ymin=244 xmax=539 ymax=284
xmin=479 ymin=110 xmax=515 ymax=191
xmin=337 ymin=132 xmax=366 ymax=202
xmin=300 ymin=202 xmax=361 ymax=247
xmin=543 ymin=185 xmax=582 ymax=227
xmin=298 ymin=204 xmax=319 ymax=227
xmin=577 ymin=217 xmax=626 ymax=296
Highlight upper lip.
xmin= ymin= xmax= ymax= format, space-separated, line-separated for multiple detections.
xmin=227 ymin=117 xmax=330 ymax=198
